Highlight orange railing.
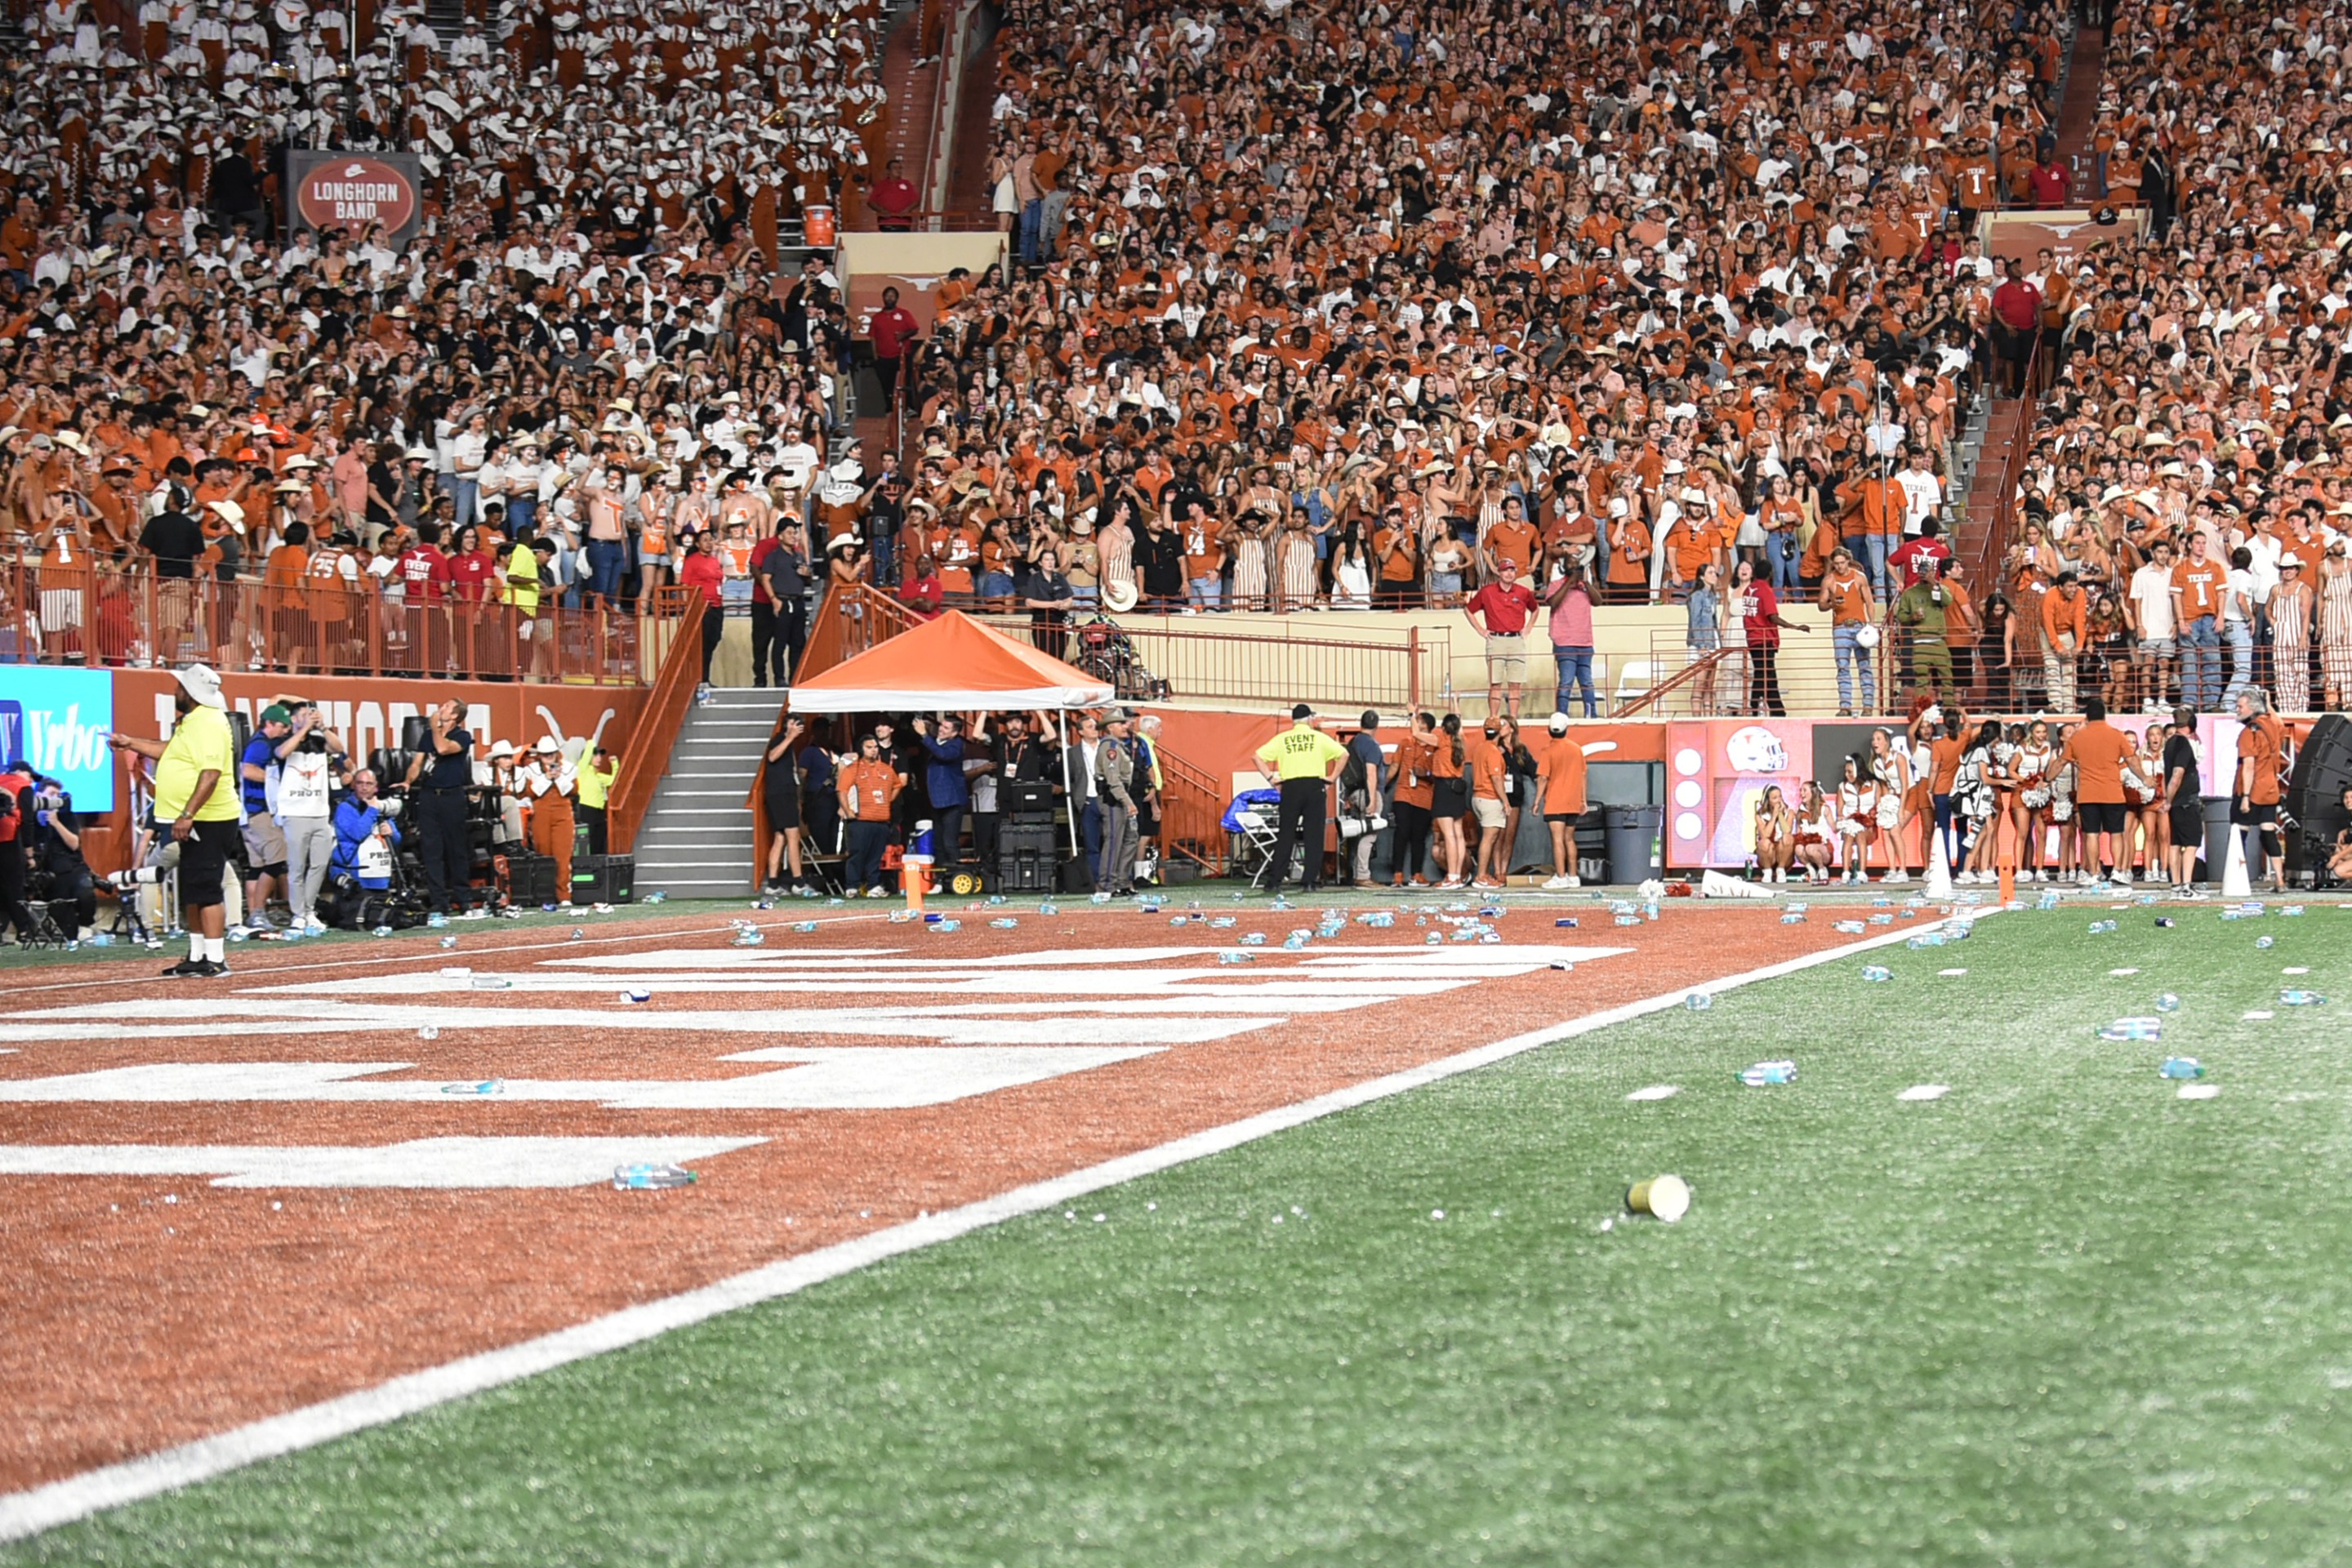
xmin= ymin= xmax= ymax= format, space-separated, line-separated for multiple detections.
xmin=603 ymin=589 xmax=705 ymax=856
xmin=0 ymin=552 xmax=684 ymax=686
xmin=1152 ymin=742 xmax=1229 ymax=875
xmin=795 ymin=578 xmax=923 ymax=685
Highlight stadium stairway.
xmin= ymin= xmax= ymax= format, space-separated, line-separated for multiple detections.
xmin=629 ymin=688 xmax=782 ymax=901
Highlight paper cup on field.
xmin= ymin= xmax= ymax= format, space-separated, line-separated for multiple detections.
xmin=1626 ymin=1174 xmax=1691 ymax=1223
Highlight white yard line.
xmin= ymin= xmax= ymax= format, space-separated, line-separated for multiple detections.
xmin=0 ymin=917 xmax=1957 ymax=1542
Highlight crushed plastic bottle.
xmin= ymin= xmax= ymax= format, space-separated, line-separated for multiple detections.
xmin=644 ymin=891 xmax=667 ymax=905
xmin=1782 ymin=911 xmax=1808 ymax=924
xmin=1169 ymin=915 xmax=1190 ymax=928
xmin=1210 ymin=915 xmax=1236 ymax=929
xmin=1365 ymin=912 xmax=1395 ymax=928
xmin=371 ymin=925 xmax=394 ymax=938
xmin=930 ymin=920 xmax=961 ymax=933
xmin=2088 ymin=920 xmax=2118 ymax=934
xmin=417 ymin=1025 xmax=440 ymax=1040
xmin=618 ymin=987 xmax=652 ymax=1004
xmin=1218 ymin=951 xmax=1254 ymax=965
xmin=2157 ymin=1057 xmax=2205 ymax=1080
xmin=569 ymin=928 xmax=586 ymax=941
xmin=732 ymin=929 xmax=766 ymax=947
xmin=426 ymin=911 xmax=448 ymax=929
xmin=1038 ymin=902 xmax=1058 ymax=916
xmin=1091 ymin=891 xmax=1113 ymax=905
xmin=470 ymin=975 xmax=512 ymax=990
xmin=1240 ymin=933 xmax=1267 ymax=947
xmin=1833 ymin=920 xmax=1868 ymax=934
xmin=1740 ymin=1060 xmax=1797 ymax=1086
xmin=991 ymin=917 xmax=1019 ymax=929
xmin=1614 ymin=914 xmax=1642 ymax=927
xmin=1427 ymin=932 xmax=1444 ymax=944
xmin=1784 ymin=902 xmax=1809 ymax=915
xmin=1683 ymin=991 xmax=1713 ymax=1012
xmin=986 ymin=894 xmax=1007 ymax=906
xmin=1281 ymin=934 xmax=1308 ymax=951
xmin=792 ymin=920 xmax=817 ymax=933
xmin=441 ymin=1079 xmax=502 ymax=1096
xmin=1860 ymin=965 xmax=1894 ymax=982
xmin=2280 ymin=990 xmax=2329 ymax=1007
xmin=87 ymin=933 xmax=113 ymax=947
xmin=2256 ymin=935 xmax=2276 ymax=950
xmin=2037 ymin=890 xmax=2061 ymax=911
xmin=1905 ymin=933 xmax=1948 ymax=950
xmin=1869 ymin=913 xmax=1894 ymax=926
xmin=2098 ymin=1018 xmax=2163 ymax=1042
xmin=612 ymin=1163 xmax=697 ymax=1191
xmin=2280 ymin=905 xmax=2306 ymax=917
xmin=2155 ymin=993 xmax=2182 ymax=1013
xmin=1643 ymin=901 xmax=1661 ymax=921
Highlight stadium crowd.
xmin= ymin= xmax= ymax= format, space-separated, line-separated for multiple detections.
xmin=3 ymin=0 xmax=2352 ymax=723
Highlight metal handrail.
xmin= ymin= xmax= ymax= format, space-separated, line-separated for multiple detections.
xmin=1610 ymin=645 xmax=1736 ymax=719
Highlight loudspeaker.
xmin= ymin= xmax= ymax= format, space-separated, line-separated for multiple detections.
xmin=2286 ymin=714 xmax=2352 ymax=883
xmin=402 ymin=715 xmax=433 ymax=752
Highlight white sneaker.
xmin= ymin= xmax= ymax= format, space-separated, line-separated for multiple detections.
xmin=1885 ymin=869 xmax=1909 ymax=884
xmin=864 ymin=886 xmax=888 ymax=898
xmin=2111 ymin=867 xmax=2130 ymax=885
xmin=1543 ymin=875 xmax=1574 ymax=890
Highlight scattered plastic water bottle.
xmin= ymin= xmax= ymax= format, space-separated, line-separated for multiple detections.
xmin=1740 ymin=1060 xmax=1797 ymax=1086
xmin=1091 ymin=891 xmax=1112 ymax=905
xmin=440 ymin=935 xmax=459 ymax=950
xmin=1782 ymin=911 xmax=1807 ymax=924
xmin=426 ymin=911 xmax=448 ymax=929
xmin=1366 ymin=912 xmax=1395 ymax=928
xmin=470 ymin=975 xmax=512 ymax=990
xmin=1642 ymin=901 xmax=1660 ymax=921
xmin=441 ymin=1079 xmax=502 ymax=1096
xmin=1240 ymin=932 xmax=1266 ymax=947
xmin=1218 ymin=951 xmax=1254 ymax=965
xmin=1784 ymin=902 xmax=1808 ymax=915
xmin=2240 ymin=901 xmax=2266 ymax=915
xmin=1282 ymin=934 xmax=1308 ymax=951
xmin=2256 ymin=934 xmax=2275 ymax=950
xmin=1861 ymin=965 xmax=1894 ymax=982
xmin=792 ymin=920 xmax=817 ymax=933
xmin=1609 ymin=900 xmax=1636 ymax=915
xmin=1614 ymin=914 xmax=1642 ymax=927
xmin=2037 ymin=891 xmax=2060 ymax=911
xmin=1038 ymin=902 xmax=1058 ymax=916
xmin=2155 ymin=993 xmax=2181 ymax=1013
xmin=1555 ymin=916 xmax=1579 ymax=929
xmin=644 ymin=891 xmax=667 ymax=905
xmin=2098 ymin=1018 xmax=2163 ymax=1042
xmin=569 ymin=928 xmax=586 ymax=940
xmin=930 ymin=920 xmax=961 ymax=933
xmin=1683 ymin=991 xmax=1713 ymax=1012
xmin=1427 ymin=932 xmax=1444 ymax=944
xmin=1169 ymin=915 xmax=1189 ymax=927
xmin=1833 ymin=920 xmax=1867 ymax=934
xmin=1869 ymin=913 xmax=1894 ymax=926
xmin=87 ymin=933 xmax=113 ymax=947
xmin=2281 ymin=906 xmax=2306 ymax=917
xmin=1872 ymin=897 xmax=1892 ymax=909
xmin=2158 ymin=1057 xmax=2205 ymax=1080
xmin=986 ymin=894 xmax=1007 ymax=906
xmin=612 ymin=1163 xmax=696 ymax=1191
xmin=732 ymin=929 xmax=766 ymax=947
xmin=2220 ymin=909 xmax=2247 ymax=922
xmin=1905 ymin=933 xmax=1947 ymax=950
xmin=825 ymin=897 xmax=844 ymax=907
xmin=991 ymin=917 xmax=1019 ymax=929
xmin=417 ymin=1025 xmax=440 ymax=1040
xmin=618 ymin=988 xmax=651 ymax=1004
xmin=1273 ymin=898 xmax=1295 ymax=911
xmin=1210 ymin=915 xmax=1236 ymax=929
xmin=2280 ymin=990 xmax=2329 ymax=1007
xmin=371 ymin=925 xmax=394 ymax=938
xmin=2088 ymin=920 xmax=2118 ymax=935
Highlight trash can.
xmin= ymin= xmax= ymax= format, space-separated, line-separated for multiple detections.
xmin=1604 ymin=804 xmax=1664 ymax=885
xmin=2200 ymin=795 xmax=2234 ymax=884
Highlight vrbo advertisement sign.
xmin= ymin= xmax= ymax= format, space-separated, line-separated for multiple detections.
xmin=0 ymin=666 xmax=117 ymax=812
xmin=287 ymin=149 xmax=423 ymax=251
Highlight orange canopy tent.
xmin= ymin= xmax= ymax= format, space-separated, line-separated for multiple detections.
xmin=784 ymin=609 xmax=1116 ymax=715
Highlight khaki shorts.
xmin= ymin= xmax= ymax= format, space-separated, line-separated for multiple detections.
xmin=241 ymin=813 xmax=287 ymax=873
xmin=1485 ymin=632 xmax=1527 ymax=683
xmin=1472 ymin=795 xmax=1507 ymax=830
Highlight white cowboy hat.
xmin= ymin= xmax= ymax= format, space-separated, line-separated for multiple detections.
xmin=1102 ymin=581 xmax=1139 ymax=613
xmin=175 ymin=663 xmax=226 ymax=710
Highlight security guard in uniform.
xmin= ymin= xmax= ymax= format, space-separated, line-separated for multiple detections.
xmin=1254 ymin=702 xmax=1350 ymax=894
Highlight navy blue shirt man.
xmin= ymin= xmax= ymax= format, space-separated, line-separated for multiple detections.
xmin=238 ymin=702 xmax=295 ymax=930
xmin=916 ymin=715 xmax=971 ymax=866
xmin=403 ymin=699 xmax=478 ymax=913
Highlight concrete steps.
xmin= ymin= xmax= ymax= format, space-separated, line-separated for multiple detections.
xmin=628 ymin=688 xmax=785 ymax=900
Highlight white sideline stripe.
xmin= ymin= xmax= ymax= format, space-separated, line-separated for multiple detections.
xmin=0 ymin=916 xmax=1957 ymax=1542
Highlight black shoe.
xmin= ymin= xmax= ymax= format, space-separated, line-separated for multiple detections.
xmin=189 ymin=959 xmax=230 ymax=978
xmin=161 ymin=958 xmax=204 ymax=978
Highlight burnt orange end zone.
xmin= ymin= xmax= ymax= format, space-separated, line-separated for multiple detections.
xmin=0 ymin=906 xmax=1847 ymax=1494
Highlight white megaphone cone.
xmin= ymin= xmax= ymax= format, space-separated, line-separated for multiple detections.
xmin=2221 ymin=814 xmax=2253 ymax=898
xmin=1923 ymin=825 xmax=1954 ymax=902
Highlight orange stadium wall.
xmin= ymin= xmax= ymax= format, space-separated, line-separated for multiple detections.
xmin=74 ymin=673 xmax=648 ymax=877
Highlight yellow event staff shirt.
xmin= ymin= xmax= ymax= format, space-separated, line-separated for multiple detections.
xmin=153 ymin=706 xmax=243 ymax=822
xmin=577 ymin=757 xmax=616 ymax=810
xmin=1257 ymin=722 xmax=1349 ymax=781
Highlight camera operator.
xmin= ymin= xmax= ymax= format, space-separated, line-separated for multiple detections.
xmin=0 ymin=756 xmax=38 ymax=943
xmin=25 ymin=775 xmax=97 ymax=940
xmin=105 ymin=663 xmax=243 ymax=977
xmin=277 ymin=700 xmax=352 ymax=935
xmin=330 ymin=768 xmax=403 ymax=893
xmin=403 ymin=698 xmax=480 ymax=917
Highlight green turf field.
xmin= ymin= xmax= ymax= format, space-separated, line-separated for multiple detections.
xmin=15 ymin=907 xmax=2352 ymax=1566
